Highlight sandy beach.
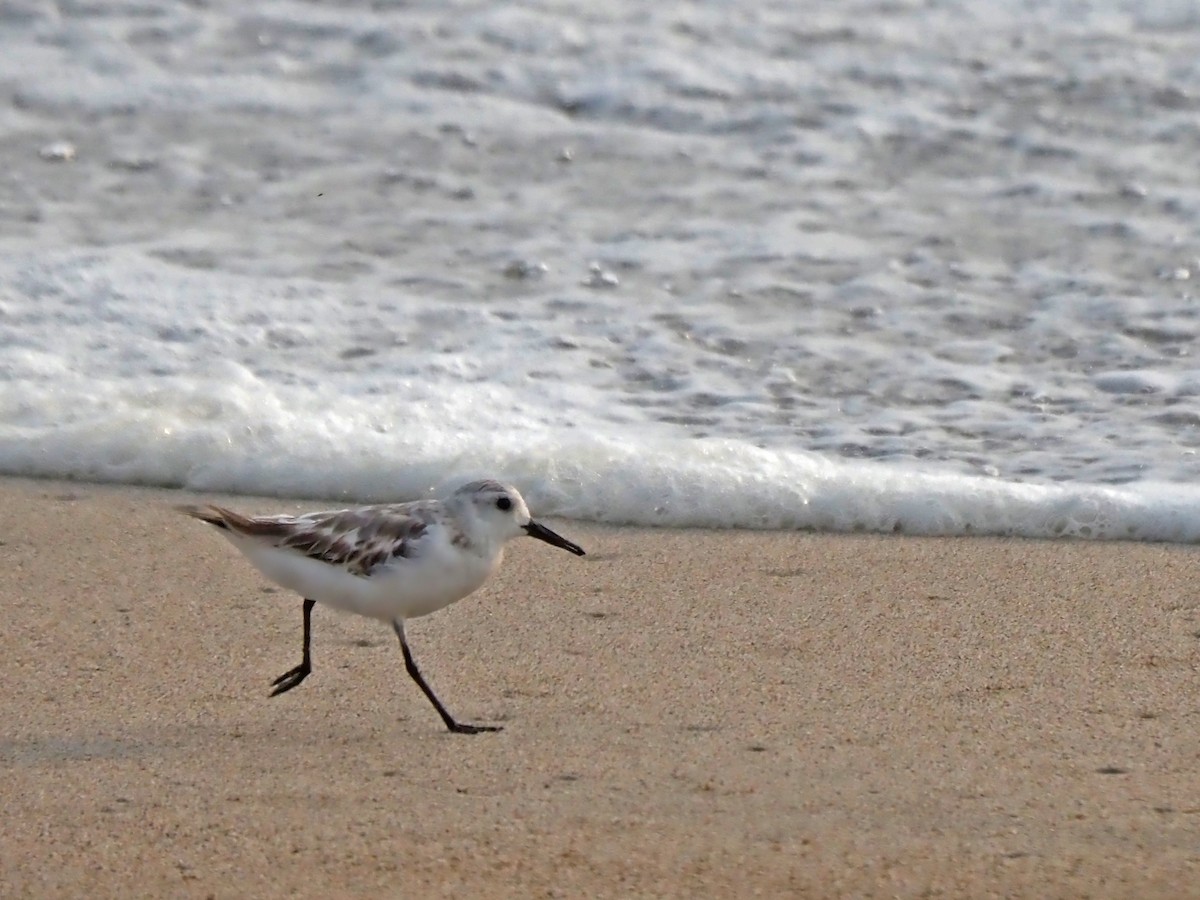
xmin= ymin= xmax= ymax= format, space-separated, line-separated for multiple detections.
xmin=2 ymin=476 xmax=1199 ymax=897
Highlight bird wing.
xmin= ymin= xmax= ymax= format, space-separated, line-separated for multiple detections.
xmin=179 ymin=502 xmax=432 ymax=577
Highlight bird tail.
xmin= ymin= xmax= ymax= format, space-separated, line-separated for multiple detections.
xmin=176 ymin=503 xmax=290 ymax=537
xmin=176 ymin=503 xmax=235 ymax=530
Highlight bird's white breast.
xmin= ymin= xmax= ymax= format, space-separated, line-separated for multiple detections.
xmin=230 ymin=532 xmax=503 ymax=622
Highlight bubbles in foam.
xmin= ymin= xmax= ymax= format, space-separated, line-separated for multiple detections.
xmin=3 ymin=246 xmax=1200 ymax=539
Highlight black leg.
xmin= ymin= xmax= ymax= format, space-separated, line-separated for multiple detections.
xmin=270 ymin=598 xmax=315 ymax=696
xmin=392 ymin=619 xmax=501 ymax=735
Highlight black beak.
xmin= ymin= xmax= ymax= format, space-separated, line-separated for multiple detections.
xmin=524 ymin=520 xmax=586 ymax=556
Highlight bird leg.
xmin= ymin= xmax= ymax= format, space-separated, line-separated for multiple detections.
xmin=392 ymin=619 xmax=501 ymax=734
xmin=270 ymin=598 xmax=315 ymax=696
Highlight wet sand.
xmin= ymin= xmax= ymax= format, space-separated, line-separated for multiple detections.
xmin=2 ymin=477 xmax=1199 ymax=897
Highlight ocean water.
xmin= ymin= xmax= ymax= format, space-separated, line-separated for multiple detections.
xmin=4 ymin=0 xmax=1200 ymax=538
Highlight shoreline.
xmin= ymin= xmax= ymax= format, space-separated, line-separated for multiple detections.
xmin=3 ymin=476 xmax=1199 ymax=897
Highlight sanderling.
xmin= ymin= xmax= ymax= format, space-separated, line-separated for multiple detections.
xmin=179 ymin=479 xmax=585 ymax=734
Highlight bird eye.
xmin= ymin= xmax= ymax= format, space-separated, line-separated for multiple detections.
xmin=496 ymin=497 xmax=512 ymax=511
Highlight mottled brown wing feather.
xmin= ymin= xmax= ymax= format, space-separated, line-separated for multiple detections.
xmin=180 ymin=503 xmax=430 ymax=577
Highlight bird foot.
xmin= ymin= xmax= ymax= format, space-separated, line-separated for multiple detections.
xmin=269 ymin=661 xmax=311 ymax=696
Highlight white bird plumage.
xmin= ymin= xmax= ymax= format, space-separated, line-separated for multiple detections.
xmin=179 ymin=479 xmax=585 ymax=734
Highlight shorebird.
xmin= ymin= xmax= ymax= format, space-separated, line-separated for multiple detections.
xmin=180 ymin=479 xmax=585 ymax=733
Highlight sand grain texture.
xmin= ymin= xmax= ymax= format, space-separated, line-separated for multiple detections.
xmin=2 ymin=479 xmax=1199 ymax=897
